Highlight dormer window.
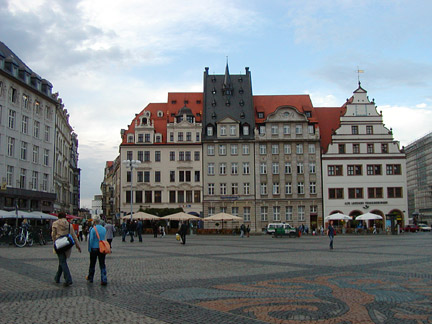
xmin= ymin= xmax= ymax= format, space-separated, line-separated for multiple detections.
xmin=239 ymin=99 xmax=244 ymax=106
xmin=224 ymin=89 xmax=231 ymax=96
xmin=243 ymin=125 xmax=250 ymax=136
xmin=238 ymin=76 xmax=243 ymax=82
xmin=207 ymin=126 xmax=213 ymax=136
xmin=142 ymin=117 xmax=148 ymax=125
xmin=211 ymin=76 xmax=216 ymax=82
xmin=155 ymin=135 xmax=162 ymax=143
xmin=157 ymin=111 xmax=163 ymax=117
xmin=239 ymin=88 xmax=244 ymax=94
xmin=127 ymin=135 xmax=134 ymax=143
xmin=257 ymin=112 xmax=264 ymax=119
xmin=212 ymin=100 xmax=216 ymax=107
xmin=212 ymin=88 xmax=216 ymax=95
xmin=225 ymin=99 xmax=230 ymax=106
xmin=305 ymin=111 xmax=312 ymax=118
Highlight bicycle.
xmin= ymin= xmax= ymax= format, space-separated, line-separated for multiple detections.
xmin=14 ymin=226 xmax=33 ymax=248
xmin=37 ymin=228 xmax=47 ymax=245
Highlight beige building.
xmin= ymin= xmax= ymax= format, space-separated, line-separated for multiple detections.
xmin=254 ymin=96 xmax=322 ymax=232
xmin=119 ymin=93 xmax=203 ymax=216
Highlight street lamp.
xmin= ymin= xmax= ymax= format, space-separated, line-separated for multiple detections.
xmin=122 ymin=159 xmax=141 ymax=220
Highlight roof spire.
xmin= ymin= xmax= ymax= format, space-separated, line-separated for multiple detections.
xmin=223 ymin=57 xmax=231 ymax=89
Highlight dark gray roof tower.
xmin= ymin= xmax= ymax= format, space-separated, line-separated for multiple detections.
xmin=203 ymin=64 xmax=254 ymax=140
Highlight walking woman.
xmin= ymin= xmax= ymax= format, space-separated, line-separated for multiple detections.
xmin=86 ymin=215 xmax=108 ymax=285
xmin=51 ymin=212 xmax=81 ymax=287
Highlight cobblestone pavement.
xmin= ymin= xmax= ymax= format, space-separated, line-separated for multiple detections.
xmin=0 ymin=232 xmax=431 ymax=324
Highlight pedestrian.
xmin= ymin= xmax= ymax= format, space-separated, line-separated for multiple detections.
xmin=86 ymin=215 xmax=108 ymax=285
xmin=179 ymin=221 xmax=188 ymax=244
xmin=246 ymin=225 xmax=250 ymax=237
xmin=83 ymin=224 xmax=89 ymax=241
xmin=240 ymin=224 xmax=245 ymax=238
xmin=327 ymin=221 xmax=335 ymax=250
xmin=121 ymin=219 xmax=127 ymax=242
xmin=152 ymin=221 xmax=158 ymax=238
xmin=127 ymin=220 xmax=135 ymax=242
xmin=136 ymin=219 xmax=143 ymax=242
xmin=51 ymin=212 xmax=81 ymax=287
xmin=104 ymin=220 xmax=115 ymax=248
xmin=78 ymin=223 xmax=83 ymax=241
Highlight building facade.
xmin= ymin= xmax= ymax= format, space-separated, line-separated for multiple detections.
xmin=119 ymin=93 xmax=203 ymax=216
xmin=318 ymin=83 xmax=408 ymax=226
xmin=405 ymin=132 xmax=432 ymax=224
xmin=202 ymin=66 xmax=256 ymax=226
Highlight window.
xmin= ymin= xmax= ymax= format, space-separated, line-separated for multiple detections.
xmin=285 ymin=163 xmax=292 ymax=174
xmin=271 ymin=125 xmax=279 ymax=135
xmin=155 ymin=135 xmax=161 ymax=143
xmin=9 ymin=87 xmax=17 ymax=103
xmin=298 ymin=206 xmax=305 ymax=221
xmin=34 ymin=101 xmax=41 ymax=115
xmin=8 ymin=110 xmax=16 ymax=129
xmin=243 ymin=183 xmax=250 ymax=194
xmin=273 ymin=182 xmax=280 ymax=195
xmin=144 ymin=171 xmax=150 ymax=182
xmin=169 ymin=171 xmax=175 ymax=182
xmin=20 ymin=169 xmax=26 ymax=189
xmin=20 ymin=141 xmax=27 ymax=160
xmin=177 ymin=191 xmax=184 ymax=203
xmin=138 ymin=171 xmax=144 ymax=182
xmin=230 ymin=207 xmax=238 ymax=217
xmin=155 ymin=151 xmax=161 ymax=162
xmin=231 ymin=183 xmax=238 ymax=195
xmin=242 ymin=144 xmax=249 ymax=155
xmin=387 ymin=187 xmax=403 ymax=198
xmin=179 ymin=171 xmax=185 ymax=182
xmin=243 ymin=125 xmax=249 ymax=135
xmin=42 ymin=173 xmax=49 ymax=191
xmin=310 ymin=182 xmax=316 ymax=194
xmin=243 ymin=207 xmax=251 ymax=221
xmin=179 ymin=151 xmax=185 ymax=161
xmin=170 ymin=132 xmax=174 ymax=142
xmin=194 ymin=171 xmax=200 ymax=182
xmin=126 ymin=191 xmax=131 ymax=203
xmin=186 ymin=132 xmax=192 ymax=141
xmin=284 ymin=144 xmax=291 ymax=154
xmin=185 ymin=151 xmax=191 ymax=161
xmin=219 ymin=163 xmax=226 ymax=175
xmin=367 ymin=164 xmax=382 ymax=175
xmin=352 ymin=126 xmax=359 ymax=134
xmin=259 ymin=144 xmax=267 ymax=155
xmin=185 ymin=191 xmax=192 ymax=203
xmin=44 ymin=126 xmax=50 ymax=142
xmin=260 ymin=163 xmax=267 ymax=174
xmin=347 ymin=165 xmax=362 ymax=176
xmin=272 ymin=144 xmax=279 ymax=154
xmin=138 ymin=134 xmax=144 ymax=143
xmin=353 ymin=144 xmax=360 ymax=154
xmin=348 ymin=188 xmax=363 ymax=199
xmin=259 ymin=125 xmax=266 ymax=134
xmin=31 ymin=171 xmax=38 ymax=190
xmin=207 ymin=126 xmax=213 ymax=136
xmin=367 ymin=144 xmax=374 ymax=154
xmin=145 ymin=134 xmax=151 ymax=142
xmin=21 ymin=116 xmax=28 ymax=134
xmin=243 ymin=162 xmax=250 ymax=174
xmin=297 ymin=163 xmax=304 ymax=174
xmin=127 ymin=151 xmax=133 ymax=161
xmin=231 ymin=144 xmax=238 ymax=155
xmin=194 ymin=190 xmax=201 ymax=203
xmin=386 ymin=164 xmax=401 ymax=175
xmin=219 ymin=145 xmax=226 ymax=155
xmin=22 ymin=94 xmax=29 ymax=109
xmin=144 ymin=151 xmax=150 ymax=162
xmin=208 ymin=163 xmax=215 ymax=175
xmin=338 ymin=144 xmax=345 ymax=154
xmin=368 ymin=187 xmax=383 ymax=198
xmin=145 ymin=191 xmax=152 ymax=203
xmin=273 ymin=206 xmax=281 ymax=221
xmin=208 ymin=207 xmax=215 ymax=216
xmin=194 ymin=151 xmax=200 ymax=161
xmin=260 ymin=206 xmax=268 ymax=221
xmin=231 ymin=163 xmax=238 ymax=175
xmin=220 ymin=126 xmax=226 ymax=136
xmin=286 ymin=206 xmax=293 ymax=221
xmin=178 ymin=132 xmax=184 ymax=141
xmin=272 ymin=163 xmax=279 ymax=174
xmin=6 ymin=165 xmax=14 ymax=186
xmin=127 ymin=136 xmax=134 ymax=143
xmin=196 ymin=132 xmax=200 ymax=142
xmin=382 ymin=144 xmax=388 ymax=153
xmin=285 ymin=182 xmax=292 ymax=194
xmin=283 ymin=125 xmax=290 ymax=134
xmin=260 ymin=183 xmax=267 ymax=195
xmin=155 ymin=171 xmax=161 ymax=182
xmin=309 ymin=162 xmax=316 ymax=174
xmin=208 ymin=183 xmax=215 ymax=195
xmin=328 ymin=165 xmax=343 ymax=176
xmin=366 ymin=126 xmax=373 ymax=134
xmin=308 ymin=125 xmax=315 ymax=134
xmin=230 ymin=125 xmax=236 ymax=136
xmin=33 ymin=145 xmax=39 ymax=163
xmin=329 ymin=188 xmax=344 ymax=199
xmin=220 ymin=183 xmax=227 ymax=195
xmin=207 ymin=145 xmax=215 ymax=156
xmin=43 ymin=149 xmax=49 ymax=166
xmin=169 ymin=191 xmax=176 ymax=203
xmin=296 ymin=144 xmax=303 ymax=154
xmin=295 ymin=125 xmax=302 ymax=134
xmin=308 ymin=144 xmax=316 ymax=154
xmin=297 ymin=182 xmax=304 ymax=194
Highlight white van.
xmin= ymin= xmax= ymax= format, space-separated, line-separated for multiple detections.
xmin=266 ymin=223 xmax=295 ymax=234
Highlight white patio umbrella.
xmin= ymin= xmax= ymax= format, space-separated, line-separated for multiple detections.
xmin=122 ymin=211 xmax=159 ymax=220
xmin=160 ymin=212 xmax=200 ymax=221
xmin=355 ymin=213 xmax=383 ymax=221
xmin=203 ymin=213 xmax=243 ymax=221
xmin=325 ymin=213 xmax=352 ymax=221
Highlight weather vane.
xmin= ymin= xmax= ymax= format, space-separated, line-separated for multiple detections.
xmin=356 ymin=67 xmax=364 ymax=84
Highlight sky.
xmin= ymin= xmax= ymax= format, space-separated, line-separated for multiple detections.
xmin=1 ymin=0 xmax=431 ymax=209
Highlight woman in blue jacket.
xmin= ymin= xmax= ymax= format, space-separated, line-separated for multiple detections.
xmin=86 ymin=215 xmax=108 ymax=285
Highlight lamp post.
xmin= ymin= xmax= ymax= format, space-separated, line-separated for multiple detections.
xmin=122 ymin=159 xmax=141 ymax=220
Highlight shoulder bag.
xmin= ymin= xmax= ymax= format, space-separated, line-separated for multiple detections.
xmin=54 ymin=223 xmax=75 ymax=253
xmin=94 ymin=226 xmax=111 ymax=254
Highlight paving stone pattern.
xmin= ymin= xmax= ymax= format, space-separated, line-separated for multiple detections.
xmin=0 ymin=233 xmax=431 ymax=324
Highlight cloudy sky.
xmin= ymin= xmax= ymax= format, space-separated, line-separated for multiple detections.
xmin=1 ymin=0 xmax=431 ymax=208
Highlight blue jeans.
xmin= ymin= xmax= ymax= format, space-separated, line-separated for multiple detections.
xmin=329 ymin=235 xmax=334 ymax=249
xmin=55 ymin=251 xmax=72 ymax=284
xmin=87 ymin=248 xmax=107 ymax=283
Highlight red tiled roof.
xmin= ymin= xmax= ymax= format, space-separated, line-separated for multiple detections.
xmin=121 ymin=93 xmax=203 ymax=145
xmin=314 ymin=106 xmax=346 ymax=153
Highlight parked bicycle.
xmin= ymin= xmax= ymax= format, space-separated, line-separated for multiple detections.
xmin=14 ymin=226 xmax=33 ymax=248
xmin=37 ymin=228 xmax=47 ymax=245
